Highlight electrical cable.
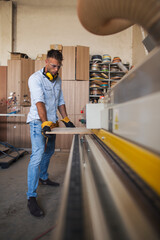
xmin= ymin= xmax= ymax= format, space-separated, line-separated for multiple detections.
xmin=0 ymin=141 xmax=28 ymax=159
xmin=32 ymin=223 xmax=57 ymax=240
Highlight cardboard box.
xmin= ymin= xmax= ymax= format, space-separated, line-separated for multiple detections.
xmin=36 ymin=54 xmax=47 ymax=60
xmin=10 ymin=52 xmax=28 ymax=60
xmin=50 ymin=44 xmax=63 ymax=51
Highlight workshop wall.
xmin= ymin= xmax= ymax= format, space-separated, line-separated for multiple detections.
xmin=0 ymin=1 xmax=13 ymax=66
xmin=0 ymin=0 xmax=148 ymax=67
xmin=14 ymin=1 xmax=132 ymax=64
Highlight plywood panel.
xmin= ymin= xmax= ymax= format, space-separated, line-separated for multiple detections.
xmin=20 ymin=106 xmax=31 ymax=148
xmin=35 ymin=60 xmax=45 ymax=72
xmin=21 ymin=59 xmax=35 ymax=106
xmin=55 ymin=113 xmax=74 ymax=150
xmin=7 ymin=60 xmax=21 ymax=111
xmin=74 ymin=81 xmax=89 ymax=114
xmin=62 ymin=46 xmax=76 ymax=80
xmin=76 ymin=46 xmax=89 ymax=81
xmin=7 ymin=122 xmax=21 ymax=147
xmin=0 ymin=67 xmax=7 ymax=141
xmin=61 ymin=81 xmax=75 ymax=114
xmin=7 ymin=60 xmax=31 ymax=147
xmin=0 ymin=66 xmax=7 ymax=101
xmin=0 ymin=106 xmax=7 ymax=142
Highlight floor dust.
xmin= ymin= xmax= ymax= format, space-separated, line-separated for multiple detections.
xmin=0 ymin=151 xmax=69 ymax=240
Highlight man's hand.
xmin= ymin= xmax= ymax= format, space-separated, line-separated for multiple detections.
xmin=61 ymin=116 xmax=75 ymax=128
xmin=41 ymin=121 xmax=59 ymax=138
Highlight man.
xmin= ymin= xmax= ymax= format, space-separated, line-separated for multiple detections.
xmin=27 ymin=49 xmax=75 ymax=217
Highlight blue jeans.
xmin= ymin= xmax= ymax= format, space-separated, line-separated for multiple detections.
xmin=27 ymin=120 xmax=56 ymax=199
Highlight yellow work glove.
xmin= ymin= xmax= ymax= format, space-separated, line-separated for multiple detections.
xmin=41 ymin=121 xmax=58 ymax=138
xmin=61 ymin=116 xmax=75 ymax=128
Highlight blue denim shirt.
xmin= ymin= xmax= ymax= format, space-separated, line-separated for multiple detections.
xmin=27 ymin=68 xmax=65 ymax=123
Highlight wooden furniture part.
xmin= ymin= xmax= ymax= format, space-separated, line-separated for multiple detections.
xmin=76 ymin=46 xmax=90 ymax=81
xmin=7 ymin=59 xmax=35 ymax=107
xmin=55 ymin=113 xmax=74 ymax=150
xmin=62 ymin=46 xmax=76 ymax=80
xmin=6 ymin=107 xmax=30 ymax=148
xmin=7 ymin=119 xmax=21 ymax=148
xmin=0 ymin=66 xmax=7 ymax=141
xmin=61 ymin=81 xmax=76 ymax=114
xmin=20 ymin=107 xmax=31 ymax=148
xmin=35 ymin=60 xmax=45 ymax=72
xmin=55 ymin=80 xmax=89 ymax=149
xmin=62 ymin=80 xmax=89 ymax=115
xmin=21 ymin=59 xmax=35 ymax=106
xmin=48 ymin=127 xmax=91 ymax=134
xmin=62 ymin=45 xmax=89 ymax=81
xmin=74 ymin=81 xmax=89 ymax=114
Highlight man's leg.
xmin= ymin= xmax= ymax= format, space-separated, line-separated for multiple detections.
xmin=27 ymin=120 xmax=45 ymax=217
xmin=39 ymin=134 xmax=56 ymax=180
xmin=27 ymin=120 xmax=45 ymax=198
xmin=39 ymin=134 xmax=59 ymax=186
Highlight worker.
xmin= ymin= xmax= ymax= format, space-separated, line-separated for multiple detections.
xmin=26 ymin=49 xmax=75 ymax=218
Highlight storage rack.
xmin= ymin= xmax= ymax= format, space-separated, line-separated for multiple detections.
xmin=89 ymin=61 xmax=130 ymax=103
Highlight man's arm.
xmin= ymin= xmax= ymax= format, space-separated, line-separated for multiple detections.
xmin=58 ymin=104 xmax=68 ymax=118
xmin=36 ymin=102 xmax=47 ymax=123
xmin=58 ymin=104 xmax=75 ymax=127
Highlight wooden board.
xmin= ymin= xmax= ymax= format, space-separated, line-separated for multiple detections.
xmin=0 ymin=149 xmax=26 ymax=169
xmin=61 ymin=81 xmax=75 ymax=114
xmin=47 ymin=127 xmax=91 ymax=135
xmin=76 ymin=45 xmax=89 ymax=81
xmin=21 ymin=59 xmax=35 ymax=106
xmin=62 ymin=46 xmax=76 ymax=80
xmin=75 ymin=81 xmax=89 ymax=114
xmin=35 ymin=60 xmax=45 ymax=72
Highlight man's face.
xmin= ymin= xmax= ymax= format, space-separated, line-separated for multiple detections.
xmin=45 ymin=57 xmax=61 ymax=76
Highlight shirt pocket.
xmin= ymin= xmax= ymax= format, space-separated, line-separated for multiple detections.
xmin=55 ymin=86 xmax=61 ymax=99
xmin=44 ymin=86 xmax=53 ymax=99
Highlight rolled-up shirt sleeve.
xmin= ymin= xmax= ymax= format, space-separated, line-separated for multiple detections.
xmin=58 ymin=89 xmax=65 ymax=106
xmin=28 ymin=76 xmax=45 ymax=104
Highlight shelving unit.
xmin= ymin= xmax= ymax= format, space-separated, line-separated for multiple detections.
xmin=89 ymin=61 xmax=130 ymax=103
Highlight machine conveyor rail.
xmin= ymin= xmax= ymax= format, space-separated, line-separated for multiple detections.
xmin=53 ymin=134 xmax=160 ymax=240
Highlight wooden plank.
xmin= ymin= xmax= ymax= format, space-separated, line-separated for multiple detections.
xmin=35 ymin=60 xmax=45 ymax=72
xmin=74 ymin=81 xmax=89 ymax=114
xmin=62 ymin=46 xmax=76 ymax=80
xmin=61 ymin=81 xmax=75 ymax=114
xmin=0 ymin=146 xmax=9 ymax=152
xmin=20 ymin=106 xmax=31 ymax=148
xmin=7 ymin=60 xmax=21 ymax=110
xmin=0 ymin=149 xmax=26 ymax=169
xmin=21 ymin=59 xmax=35 ymax=106
xmin=76 ymin=45 xmax=89 ymax=81
xmin=0 ymin=66 xmax=7 ymax=141
xmin=47 ymin=127 xmax=91 ymax=135
xmin=55 ymin=113 xmax=74 ymax=149
xmin=0 ymin=66 xmax=7 ymax=100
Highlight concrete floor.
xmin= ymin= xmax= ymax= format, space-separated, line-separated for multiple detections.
xmin=0 ymin=150 xmax=69 ymax=240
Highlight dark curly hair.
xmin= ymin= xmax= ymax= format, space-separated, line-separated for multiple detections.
xmin=47 ymin=49 xmax=63 ymax=62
